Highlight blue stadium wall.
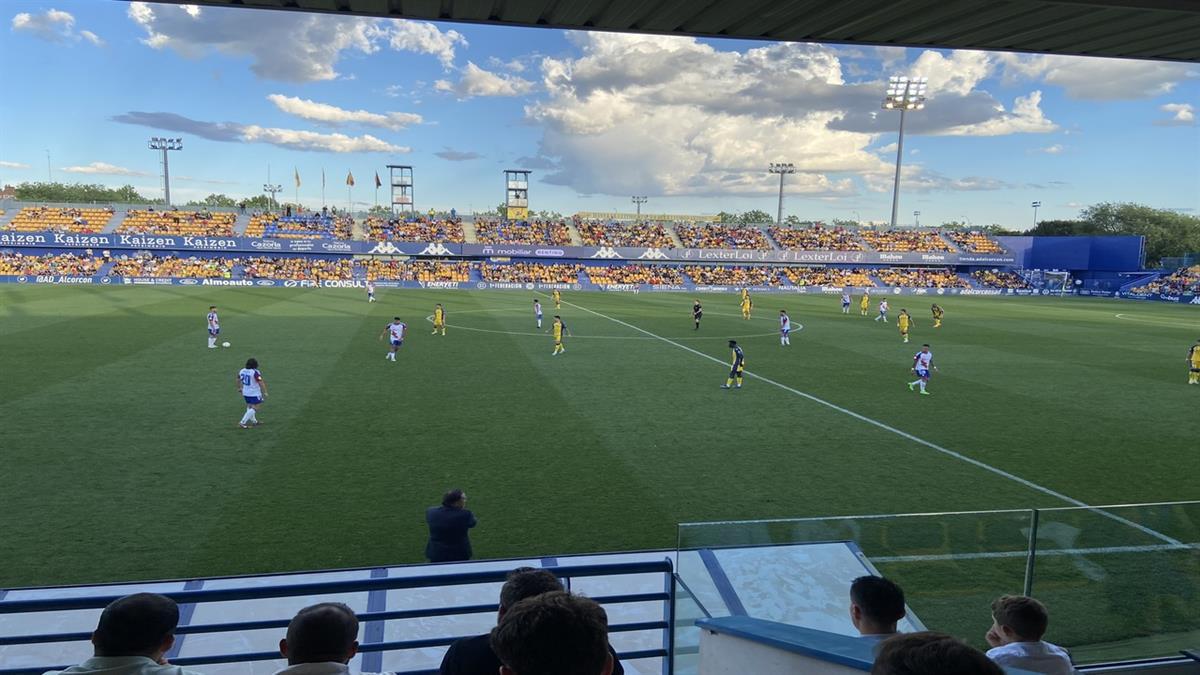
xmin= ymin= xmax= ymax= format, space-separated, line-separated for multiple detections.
xmin=997 ymin=236 xmax=1144 ymax=272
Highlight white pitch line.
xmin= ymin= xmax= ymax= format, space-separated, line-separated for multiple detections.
xmin=554 ymin=295 xmax=1184 ymax=547
xmin=871 ymin=542 xmax=1195 ymax=563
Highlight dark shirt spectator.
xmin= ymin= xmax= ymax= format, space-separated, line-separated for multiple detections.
xmin=490 ymin=591 xmax=615 ymax=675
xmin=426 ymin=489 xmax=476 ymax=562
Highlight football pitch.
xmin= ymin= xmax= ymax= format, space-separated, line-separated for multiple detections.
xmin=1 ymin=285 xmax=1197 ymax=655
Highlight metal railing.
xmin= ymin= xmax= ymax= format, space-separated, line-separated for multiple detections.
xmin=0 ymin=559 xmax=676 ymax=675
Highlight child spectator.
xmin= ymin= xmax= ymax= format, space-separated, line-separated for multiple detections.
xmin=985 ymin=595 xmax=1077 ymax=675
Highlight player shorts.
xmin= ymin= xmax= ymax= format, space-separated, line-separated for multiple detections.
xmin=730 ymin=366 xmax=744 ymax=377
xmin=243 ymin=395 xmax=262 ymax=405
xmin=209 ymin=328 xmax=220 ymax=336
xmin=842 ymin=301 xmax=850 ymax=306
xmin=915 ymin=368 xmax=930 ymax=379
xmin=694 ymin=312 xmax=702 ymax=320
xmin=781 ymin=328 xmax=790 ymax=336
xmin=390 ymin=339 xmax=403 ymax=347
xmin=900 ymin=329 xmax=909 ymax=335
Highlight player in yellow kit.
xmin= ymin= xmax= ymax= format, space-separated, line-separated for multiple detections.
xmin=740 ymin=291 xmax=753 ymax=320
xmin=432 ymin=303 xmax=446 ymax=336
xmin=553 ymin=289 xmax=562 ymax=309
xmin=898 ymin=309 xmax=914 ymax=343
xmin=931 ymin=303 xmax=944 ymax=328
xmin=860 ymin=292 xmax=870 ymax=316
xmin=1188 ymin=338 xmax=1200 ymax=384
xmin=552 ymin=315 xmax=569 ymax=355
xmin=721 ymin=340 xmax=745 ymax=389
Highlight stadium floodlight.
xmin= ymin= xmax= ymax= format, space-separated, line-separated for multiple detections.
xmin=632 ymin=196 xmax=648 ymax=217
xmin=148 ymin=137 xmax=183 ymax=206
xmin=768 ymin=162 xmax=796 ymax=225
xmin=1032 ymin=200 xmax=1042 ymax=228
xmin=264 ymin=183 xmax=283 ymax=211
xmin=881 ymin=76 xmax=928 ymax=228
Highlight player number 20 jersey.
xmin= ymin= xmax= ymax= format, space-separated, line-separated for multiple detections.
xmin=238 ymin=368 xmax=263 ymax=396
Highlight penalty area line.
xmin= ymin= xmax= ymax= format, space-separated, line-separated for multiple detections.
xmin=554 ymin=295 xmax=1183 ymax=547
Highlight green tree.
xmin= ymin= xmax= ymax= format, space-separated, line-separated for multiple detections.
xmin=782 ymin=215 xmax=802 ymax=226
xmin=831 ymin=218 xmax=857 ymax=228
xmin=738 ymin=209 xmax=773 ymax=224
xmin=1081 ymin=202 xmax=1200 ymax=265
xmin=13 ymin=182 xmax=154 ymax=203
xmin=714 ymin=211 xmax=737 ymax=223
xmin=185 ymin=193 xmax=238 ymax=208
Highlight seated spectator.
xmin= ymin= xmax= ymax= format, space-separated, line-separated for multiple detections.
xmin=676 ymin=224 xmax=770 ymax=250
xmin=481 ymin=262 xmax=581 ymax=284
xmin=1132 ymin=265 xmax=1200 ymax=295
xmin=45 ymin=593 xmax=202 ymax=675
xmin=850 ymin=575 xmax=905 ymax=640
xmin=947 ymin=230 xmax=1004 ymax=254
xmin=274 ymin=602 xmax=391 ymax=675
xmin=769 ymin=224 xmax=865 ymax=251
xmin=682 ymin=265 xmax=779 ymax=286
xmin=877 ymin=267 xmax=968 ymax=288
xmin=860 ymin=229 xmax=955 ymax=253
xmin=440 ymin=568 xmax=623 ymax=675
xmin=490 ymin=591 xmax=614 ymax=675
xmin=367 ymin=217 xmax=464 ymax=243
xmin=973 ymin=270 xmax=1030 ymax=289
xmin=576 ymin=220 xmax=673 ymax=248
xmin=872 ymin=632 xmax=1003 ymax=675
xmin=985 ymin=595 xmax=1076 ymax=675
xmin=584 ymin=264 xmax=683 ymax=285
xmin=475 ymin=220 xmax=571 ymax=245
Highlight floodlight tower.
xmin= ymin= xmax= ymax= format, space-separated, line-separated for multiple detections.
xmin=1032 ymin=200 xmax=1042 ymax=228
xmin=913 ymin=210 xmax=921 ymax=227
xmin=504 ymin=170 xmax=530 ymax=220
xmin=882 ymin=76 xmax=927 ymax=228
xmin=768 ymin=162 xmax=795 ymax=225
xmin=388 ymin=165 xmax=414 ymax=215
xmin=632 ymin=196 xmax=647 ymax=216
xmin=148 ymin=137 xmax=182 ymax=206
xmin=263 ymin=183 xmax=282 ymax=211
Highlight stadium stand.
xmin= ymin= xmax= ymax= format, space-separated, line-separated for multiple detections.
xmin=876 ymin=267 xmax=969 ymax=288
xmin=367 ymin=217 xmax=466 ymax=243
xmin=475 ymin=220 xmax=571 ymax=245
xmin=576 ymin=220 xmax=674 ymax=248
xmin=780 ymin=267 xmax=877 ymax=287
xmin=242 ymin=256 xmax=352 ymax=281
xmin=859 ymin=229 xmax=955 ymax=253
xmin=1131 ymin=265 xmax=1200 ymax=294
xmin=682 ymin=265 xmax=779 ymax=285
xmin=947 ymin=230 xmax=1005 ymax=253
xmin=676 ymin=224 xmax=771 ymax=250
xmin=585 ymin=264 xmax=685 ymax=285
xmin=481 ymin=262 xmax=581 ymax=283
xmin=362 ymin=259 xmax=471 ymax=281
xmin=117 ymin=209 xmax=235 ymax=236
xmin=768 ymin=225 xmax=866 ymax=251
xmin=244 ymin=213 xmax=353 ymax=240
xmin=108 ymin=254 xmax=234 ymax=278
xmin=6 ymin=206 xmax=113 ymax=233
xmin=0 ymin=251 xmax=103 ymax=275
xmin=972 ymin=270 xmax=1031 ymax=289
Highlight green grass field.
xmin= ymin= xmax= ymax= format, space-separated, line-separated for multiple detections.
xmin=1 ymin=286 xmax=1197 ymax=658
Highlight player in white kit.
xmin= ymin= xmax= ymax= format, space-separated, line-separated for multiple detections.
xmin=779 ymin=310 xmax=793 ymax=346
xmin=841 ymin=293 xmax=851 ymax=314
xmin=236 ymin=358 xmax=267 ymax=428
xmin=379 ymin=317 xmax=407 ymax=361
xmin=366 ymin=281 xmax=377 ymax=303
xmin=534 ymin=299 xmax=544 ymax=329
xmin=908 ymin=344 xmax=938 ymax=395
xmin=875 ymin=298 xmax=890 ymax=322
xmin=207 ymin=306 xmax=220 ymax=349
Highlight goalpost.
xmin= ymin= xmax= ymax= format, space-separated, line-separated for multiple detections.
xmin=1043 ymin=270 xmax=1072 ymax=296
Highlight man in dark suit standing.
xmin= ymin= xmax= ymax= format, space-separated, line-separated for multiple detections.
xmin=426 ymin=489 xmax=477 ymax=563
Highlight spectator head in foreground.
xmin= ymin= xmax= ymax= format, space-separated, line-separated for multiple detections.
xmin=279 ymin=602 xmax=359 ymax=666
xmin=490 ymin=591 xmax=614 ymax=675
xmin=872 ymin=632 xmax=1003 ymax=675
xmin=499 ymin=567 xmax=564 ymax=619
xmin=850 ymin=575 xmax=906 ymax=638
xmin=987 ymin=595 xmax=1048 ymax=645
xmin=93 ymin=593 xmax=181 ymax=660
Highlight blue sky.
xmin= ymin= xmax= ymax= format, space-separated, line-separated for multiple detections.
xmin=1 ymin=0 xmax=1197 ymax=227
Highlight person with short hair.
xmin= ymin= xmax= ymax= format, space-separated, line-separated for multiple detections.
xmin=439 ymin=568 xmax=623 ymax=675
xmin=985 ymin=595 xmax=1076 ymax=675
xmin=237 ymin=357 xmax=267 ymax=428
xmin=871 ymin=631 xmax=1003 ymax=675
xmin=490 ymin=591 xmax=614 ymax=675
xmin=206 ymin=305 xmax=219 ymax=349
xmin=274 ymin=602 xmax=391 ymax=675
xmin=850 ymin=575 xmax=905 ymax=640
xmin=722 ymin=340 xmax=744 ymax=389
xmin=379 ymin=317 xmax=407 ymax=362
xmin=45 ymin=593 xmax=202 ymax=675
xmin=425 ymin=489 xmax=476 ymax=562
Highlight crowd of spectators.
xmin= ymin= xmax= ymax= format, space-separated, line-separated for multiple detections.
xmin=242 ymin=256 xmax=352 ymax=281
xmin=859 ymin=229 xmax=955 ymax=253
xmin=769 ymin=225 xmax=865 ymax=251
xmin=481 ymin=262 xmax=581 ymax=283
xmin=876 ymin=267 xmax=969 ymax=288
xmin=108 ymin=254 xmax=233 ymax=279
xmin=585 ymin=264 xmax=684 ymax=285
xmin=367 ymin=217 xmax=465 ymax=243
xmin=675 ymin=224 xmax=771 ymax=250
xmin=7 ymin=206 xmax=113 ymax=233
xmin=682 ymin=265 xmax=779 ymax=285
xmin=245 ymin=212 xmax=354 ymax=240
xmin=973 ymin=270 xmax=1031 ymax=289
xmin=1131 ymin=265 xmax=1200 ymax=294
xmin=475 ymin=220 xmax=571 ymax=245
xmin=118 ymin=210 xmax=235 ymax=237
xmin=781 ymin=267 xmax=877 ymax=287
xmin=948 ymin=230 xmax=1005 ymax=254
xmin=0 ymin=251 xmax=102 ymax=276
xmin=576 ymin=220 xmax=674 ymax=248
xmin=361 ymin=259 xmax=471 ymax=282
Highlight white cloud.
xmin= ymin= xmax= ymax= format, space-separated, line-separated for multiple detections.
xmin=436 ymin=62 xmax=536 ymax=98
xmin=999 ymin=53 xmax=1196 ymax=100
xmin=1156 ymin=103 xmax=1196 ymax=126
xmin=127 ymin=2 xmax=462 ymax=82
xmin=911 ymin=50 xmax=994 ymax=96
xmin=1038 ymin=144 xmax=1064 ymax=154
xmin=488 ymin=56 xmax=527 ymax=73
xmin=112 ymin=111 xmax=408 ymax=153
xmin=12 ymin=8 xmax=103 ymax=45
xmin=267 ymin=94 xmax=422 ymax=130
xmin=933 ymin=91 xmax=1057 ymax=137
xmin=61 ymin=162 xmax=150 ymax=177
xmin=0 ymin=160 xmax=32 ymax=169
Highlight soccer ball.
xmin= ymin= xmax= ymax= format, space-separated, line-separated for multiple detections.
xmin=221 ymin=341 xmax=231 ymax=348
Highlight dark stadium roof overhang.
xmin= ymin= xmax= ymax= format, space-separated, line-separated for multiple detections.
xmin=153 ymin=0 xmax=1200 ymax=62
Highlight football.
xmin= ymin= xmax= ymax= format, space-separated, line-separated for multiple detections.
xmin=222 ymin=342 xmax=231 ymax=348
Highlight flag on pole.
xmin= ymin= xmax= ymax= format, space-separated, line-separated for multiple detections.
xmin=294 ymin=167 xmax=301 ymax=188
xmin=374 ymin=171 xmax=382 ymax=188
xmin=346 ymin=171 xmax=355 ymax=187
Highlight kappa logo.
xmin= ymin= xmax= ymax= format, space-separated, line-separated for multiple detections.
xmin=591 ymin=247 xmax=623 ymax=259
xmin=419 ymin=243 xmax=455 ymax=256
xmin=637 ymin=248 xmax=668 ymax=260
xmin=1190 ymin=296 xmax=1200 ymax=305
xmin=369 ymin=241 xmax=405 ymax=255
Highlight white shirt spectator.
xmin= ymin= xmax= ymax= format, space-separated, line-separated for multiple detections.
xmin=987 ymin=641 xmax=1077 ymax=675
xmin=271 ymin=663 xmax=392 ymax=675
xmin=45 ymin=655 xmax=203 ymax=675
